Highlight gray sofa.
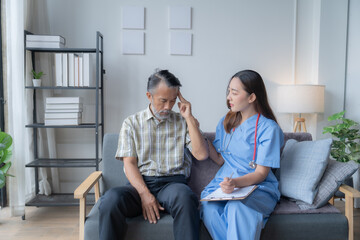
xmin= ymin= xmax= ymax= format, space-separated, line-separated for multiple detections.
xmin=74 ymin=132 xmax=357 ymax=240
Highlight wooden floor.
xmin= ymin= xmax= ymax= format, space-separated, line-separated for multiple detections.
xmin=0 ymin=200 xmax=359 ymax=240
xmin=0 ymin=206 xmax=79 ymax=240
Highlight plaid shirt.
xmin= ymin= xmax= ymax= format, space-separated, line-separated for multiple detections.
xmin=115 ymin=106 xmax=193 ymax=177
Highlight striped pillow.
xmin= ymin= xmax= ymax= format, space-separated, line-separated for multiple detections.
xmin=296 ymin=160 xmax=359 ymax=209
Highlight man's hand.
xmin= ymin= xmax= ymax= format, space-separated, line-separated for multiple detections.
xmin=219 ymin=177 xmax=236 ymax=194
xmin=177 ymin=91 xmax=192 ymax=119
xmin=139 ymin=191 xmax=165 ymax=224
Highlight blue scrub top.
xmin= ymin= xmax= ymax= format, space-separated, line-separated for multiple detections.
xmin=201 ymin=114 xmax=284 ymax=209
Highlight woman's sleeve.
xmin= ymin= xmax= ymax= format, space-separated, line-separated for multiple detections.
xmin=212 ymin=118 xmax=224 ymax=152
xmin=255 ymin=123 xmax=284 ymax=168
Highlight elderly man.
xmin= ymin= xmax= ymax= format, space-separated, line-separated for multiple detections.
xmin=99 ymin=69 xmax=208 ymax=240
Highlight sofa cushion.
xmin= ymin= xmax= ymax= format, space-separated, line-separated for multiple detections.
xmin=260 ymin=213 xmax=348 ymax=240
xmin=296 ymin=159 xmax=359 ymax=209
xmin=279 ymin=138 xmax=332 ymax=204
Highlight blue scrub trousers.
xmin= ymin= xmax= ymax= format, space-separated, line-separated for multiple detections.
xmin=99 ymin=175 xmax=199 ymax=240
xmin=200 ymin=189 xmax=277 ymax=240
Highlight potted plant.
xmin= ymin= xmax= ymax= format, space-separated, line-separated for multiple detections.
xmin=31 ymin=69 xmax=45 ymax=87
xmin=0 ymin=130 xmax=13 ymax=189
xmin=323 ymin=111 xmax=360 ymax=198
xmin=323 ymin=111 xmax=360 ymax=163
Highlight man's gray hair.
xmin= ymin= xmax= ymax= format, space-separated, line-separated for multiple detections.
xmin=147 ymin=69 xmax=182 ymax=94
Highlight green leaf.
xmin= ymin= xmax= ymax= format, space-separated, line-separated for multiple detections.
xmin=0 ymin=132 xmax=12 ymax=151
xmin=0 ymin=171 xmax=5 ymax=188
xmin=0 ymin=161 xmax=11 ymax=174
xmin=328 ymin=111 xmax=345 ymax=121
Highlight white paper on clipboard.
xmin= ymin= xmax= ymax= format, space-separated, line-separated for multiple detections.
xmin=201 ymin=185 xmax=258 ymax=201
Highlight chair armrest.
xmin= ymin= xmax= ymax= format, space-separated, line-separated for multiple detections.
xmin=338 ymin=184 xmax=360 ymax=240
xmin=74 ymin=171 xmax=102 ymax=199
xmin=74 ymin=171 xmax=102 ymax=240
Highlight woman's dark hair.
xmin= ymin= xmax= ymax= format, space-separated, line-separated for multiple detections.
xmin=223 ymin=70 xmax=277 ymax=133
xmin=147 ymin=69 xmax=182 ymax=94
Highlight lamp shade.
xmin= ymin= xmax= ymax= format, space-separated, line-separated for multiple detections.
xmin=277 ymin=85 xmax=325 ymax=113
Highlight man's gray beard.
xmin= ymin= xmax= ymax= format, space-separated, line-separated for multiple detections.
xmin=151 ymin=103 xmax=170 ymax=120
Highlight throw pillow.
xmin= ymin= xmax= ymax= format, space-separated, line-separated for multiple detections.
xmin=296 ymin=159 xmax=359 ymax=209
xmin=279 ymin=138 xmax=332 ymax=204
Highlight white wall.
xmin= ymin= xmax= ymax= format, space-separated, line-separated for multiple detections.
xmin=28 ymin=0 xmax=359 ymax=192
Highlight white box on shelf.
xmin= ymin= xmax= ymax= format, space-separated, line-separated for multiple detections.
xmin=46 ymin=97 xmax=82 ymax=104
xmin=26 ymin=41 xmax=65 ymax=48
xmin=45 ymin=103 xmax=83 ymax=110
xmin=45 ymin=112 xmax=82 ymax=119
xmin=45 ymin=109 xmax=83 ymax=113
xmin=26 ymin=35 xmax=65 ymax=44
xmin=44 ymin=118 xmax=82 ymax=126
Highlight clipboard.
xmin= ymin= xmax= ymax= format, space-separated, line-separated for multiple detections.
xmin=200 ymin=185 xmax=258 ymax=201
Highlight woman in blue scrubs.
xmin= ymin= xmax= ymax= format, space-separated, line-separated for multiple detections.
xmin=200 ymin=70 xmax=284 ymax=240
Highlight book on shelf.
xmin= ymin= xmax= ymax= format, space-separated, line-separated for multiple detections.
xmin=46 ymin=97 xmax=82 ymax=104
xmin=45 ymin=112 xmax=82 ymax=119
xmin=26 ymin=41 xmax=65 ymax=48
xmin=83 ymin=53 xmax=90 ymax=87
xmin=45 ymin=108 xmax=83 ymax=113
xmin=26 ymin=34 xmax=65 ymax=43
xmin=45 ymin=103 xmax=83 ymax=110
xmin=54 ymin=53 xmax=63 ymax=87
xmin=68 ymin=53 xmax=75 ymax=87
xmin=44 ymin=117 xmax=82 ymax=126
xmin=79 ymin=56 xmax=83 ymax=87
xmin=62 ymin=53 xmax=68 ymax=87
xmin=74 ymin=55 xmax=79 ymax=87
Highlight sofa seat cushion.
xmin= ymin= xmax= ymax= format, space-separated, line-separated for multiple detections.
xmin=261 ymin=213 xmax=348 ymax=240
xmin=273 ymin=198 xmax=340 ymax=215
xmin=84 ymin=198 xmax=176 ymax=240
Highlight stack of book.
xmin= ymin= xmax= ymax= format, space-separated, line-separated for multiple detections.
xmin=26 ymin=34 xmax=66 ymax=48
xmin=44 ymin=97 xmax=83 ymax=125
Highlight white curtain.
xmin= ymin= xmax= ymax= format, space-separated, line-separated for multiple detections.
xmin=5 ymin=0 xmax=30 ymax=216
xmin=5 ymin=0 xmax=59 ymax=216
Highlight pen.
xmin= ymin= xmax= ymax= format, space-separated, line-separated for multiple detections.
xmin=228 ymin=172 xmax=234 ymax=180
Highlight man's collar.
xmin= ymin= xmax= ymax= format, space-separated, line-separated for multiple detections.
xmin=145 ymin=104 xmax=173 ymax=123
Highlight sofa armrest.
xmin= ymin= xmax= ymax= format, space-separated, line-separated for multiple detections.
xmin=338 ymin=184 xmax=360 ymax=240
xmin=74 ymin=171 xmax=102 ymax=240
xmin=74 ymin=171 xmax=102 ymax=200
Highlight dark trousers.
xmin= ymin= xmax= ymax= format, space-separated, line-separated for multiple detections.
xmin=99 ymin=175 xmax=200 ymax=240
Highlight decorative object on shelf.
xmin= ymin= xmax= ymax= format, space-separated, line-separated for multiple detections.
xmin=323 ymin=111 xmax=360 ymax=163
xmin=0 ymin=130 xmax=13 ymax=188
xmin=277 ymin=84 xmax=325 ymax=132
xmin=31 ymin=69 xmax=45 ymax=87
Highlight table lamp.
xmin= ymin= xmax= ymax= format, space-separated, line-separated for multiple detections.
xmin=277 ymin=84 xmax=325 ymax=132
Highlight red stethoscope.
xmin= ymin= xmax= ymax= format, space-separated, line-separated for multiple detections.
xmin=221 ymin=113 xmax=260 ymax=169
